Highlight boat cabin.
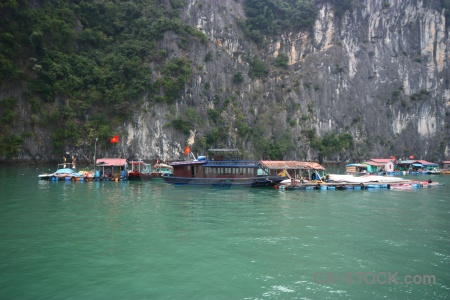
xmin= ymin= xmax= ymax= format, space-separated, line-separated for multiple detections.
xmin=129 ymin=160 xmax=152 ymax=174
xmin=171 ymin=157 xmax=260 ymax=179
xmin=153 ymin=163 xmax=173 ymax=176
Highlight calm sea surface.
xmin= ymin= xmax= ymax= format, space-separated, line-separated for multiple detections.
xmin=1 ymin=165 xmax=449 ymax=299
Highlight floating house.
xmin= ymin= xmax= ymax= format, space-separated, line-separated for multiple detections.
xmin=95 ymin=158 xmax=128 ymax=180
xmin=396 ymin=160 xmax=439 ymax=174
xmin=346 ymin=158 xmax=396 ymax=175
xmin=345 ymin=163 xmax=368 ymax=174
xmin=347 ymin=158 xmax=440 ymax=175
xmin=442 ymin=161 xmax=450 ymax=174
xmin=260 ymin=161 xmax=326 ymax=180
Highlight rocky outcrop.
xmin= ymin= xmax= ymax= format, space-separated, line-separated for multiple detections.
xmin=5 ymin=0 xmax=450 ymax=163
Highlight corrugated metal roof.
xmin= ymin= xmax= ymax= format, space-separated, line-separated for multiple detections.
xmin=398 ymin=160 xmax=438 ymax=166
xmin=260 ymin=161 xmax=325 ymax=170
xmin=96 ymin=158 xmax=127 ymax=166
xmin=365 ymin=161 xmax=386 ymax=166
xmin=368 ymin=158 xmax=393 ymax=163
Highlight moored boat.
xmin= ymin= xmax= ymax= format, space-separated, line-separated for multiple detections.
xmin=38 ymin=162 xmax=77 ymax=180
xmin=150 ymin=163 xmax=173 ymax=178
xmin=162 ymin=149 xmax=285 ymax=187
xmin=427 ymin=168 xmax=442 ymax=175
xmin=128 ymin=160 xmax=153 ymax=180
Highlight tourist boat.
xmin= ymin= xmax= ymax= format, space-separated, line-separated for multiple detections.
xmin=151 ymin=163 xmax=173 ymax=178
xmin=128 ymin=160 xmax=153 ymax=180
xmin=162 ymin=149 xmax=285 ymax=187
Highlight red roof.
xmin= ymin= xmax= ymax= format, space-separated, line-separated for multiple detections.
xmin=96 ymin=158 xmax=127 ymax=166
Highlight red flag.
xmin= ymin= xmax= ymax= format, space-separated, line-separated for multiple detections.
xmin=110 ymin=135 xmax=119 ymax=143
xmin=184 ymin=145 xmax=190 ymax=155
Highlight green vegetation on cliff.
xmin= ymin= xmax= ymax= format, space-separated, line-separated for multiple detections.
xmin=0 ymin=0 xmax=358 ymax=160
xmin=0 ymin=0 xmax=205 ymax=156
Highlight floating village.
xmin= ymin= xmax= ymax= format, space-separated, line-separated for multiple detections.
xmin=38 ymin=148 xmax=449 ymax=191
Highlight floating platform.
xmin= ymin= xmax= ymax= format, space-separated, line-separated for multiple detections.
xmin=278 ymin=180 xmax=430 ymax=190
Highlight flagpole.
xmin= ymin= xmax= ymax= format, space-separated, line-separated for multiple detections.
xmin=94 ymin=137 xmax=98 ymax=168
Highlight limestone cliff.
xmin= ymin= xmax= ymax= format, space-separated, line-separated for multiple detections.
xmin=4 ymin=0 xmax=450 ymax=163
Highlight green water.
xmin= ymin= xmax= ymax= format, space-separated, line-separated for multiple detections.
xmin=1 ymin=166 xmax=449 ymax=299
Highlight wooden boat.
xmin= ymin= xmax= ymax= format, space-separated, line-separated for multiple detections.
xmin=162 ymin=149 xmax=285 ymax=187
xmin=150 ymin=163 xmax=173 ymax=178
xmin=128 ymin=160 xmax=153 ymax=180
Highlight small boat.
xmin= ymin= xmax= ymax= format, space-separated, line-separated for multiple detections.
xmin=162 ymin=149 xmax=285 ymax=187
xmin=128 ymin=160 xmax=153 ymax=180
xmin=390 ymin=183 xmax=416 ymax=190
xmin=151 ymin=163 xmax=173 ymax=178
xmin=38 ymin=163 xmax=76 ymax=180
xmin=427 ymin=168 xmax=442 ymax=175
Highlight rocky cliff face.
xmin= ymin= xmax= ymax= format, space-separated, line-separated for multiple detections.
xmin=7 ymin=0 xmax=450 ymax=163
xmin=178 ymin=0 xmax=448 ymax=162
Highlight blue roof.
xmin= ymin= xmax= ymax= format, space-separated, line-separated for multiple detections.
xmin=54 ymin=168 xmax=75 ymax=174
xmin=346 ymin=163 xmax=367 ymax=167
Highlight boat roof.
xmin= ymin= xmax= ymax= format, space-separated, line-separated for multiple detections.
xmin=260 ymin=161 xmax=325 ymax=170
xmin=346 ymin=163 xmax=367 ymax=167
xmin=367 ymin=158 xmax=394 ymax=163
xmin=154 ymin=163 xmax=173 ymax=169
xmin=96 ymin=158 xmax=127 ymax=166
xmin=54 ymin=168 xmax=75 ymax=174
xmin=203 ymin=160 xmax=259 ymax=168
xmin=365 ymin=161 xmax=386 ymax=166
xmin=398 ymin=160 xmax=438 ymax=166
xmin=171 ymin=160 xmax=206 ymax=166
xmin=129 ymin=160 xmax=150 ymax=165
